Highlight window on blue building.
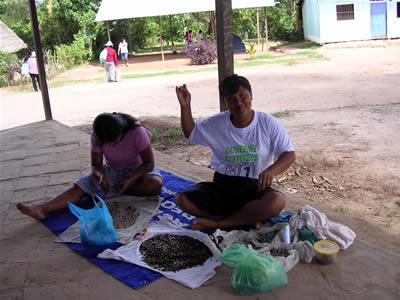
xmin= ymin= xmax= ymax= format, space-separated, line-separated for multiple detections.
xmin=336 ymin=4 xmax=355 ymax=21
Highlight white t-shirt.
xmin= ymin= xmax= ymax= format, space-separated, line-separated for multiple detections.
xmin=118 ymin=42 xmax=128 ymax=54
xmin=188 ymin=110 xmax=294 ymax=179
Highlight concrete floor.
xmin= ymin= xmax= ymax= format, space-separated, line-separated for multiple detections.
xmin=1 ymin=120 xmax=399 ymax=299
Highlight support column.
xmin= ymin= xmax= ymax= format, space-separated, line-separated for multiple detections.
xmin=106 ymin=21 xmax=110 ymax=41
xmin=215 ymin=0 xmax=233 ymax=112
xmin=158 ymin=16 xmax=165 ymax=62
xmin=28 ymin=0 xmax=52 ymax=120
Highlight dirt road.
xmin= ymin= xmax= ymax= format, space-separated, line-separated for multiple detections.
xmin=1 ymin=40 xmax=399 ymax=234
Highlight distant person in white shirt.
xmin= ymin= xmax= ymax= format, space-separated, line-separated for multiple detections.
xmin=118 ymin=38 xmax=129 ymax=66
xmin=196 ymin=30 xmax=203 ymax=42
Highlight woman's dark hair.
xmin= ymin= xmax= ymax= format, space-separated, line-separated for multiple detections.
xmin=219 ymin=74 xmax=252 ymax=97
xmin=92 ymin=112 xmax=140 ymax=145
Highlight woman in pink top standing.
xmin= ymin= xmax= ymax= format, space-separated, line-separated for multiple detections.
xmin=26 ymin=51 xmax=40 ymax=92
xmin=16 ymin=112 xmax=163 ymax=221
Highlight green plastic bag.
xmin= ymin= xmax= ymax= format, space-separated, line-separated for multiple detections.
xmin=220 ymin=244 xmax=288 ymax=295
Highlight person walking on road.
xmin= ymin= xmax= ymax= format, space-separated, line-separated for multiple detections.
xmin=103 ymin=41 xmax=118 ymax=82
xmin=26 ymin=51 xmax=40 ymax=92
xmin=118 ymin=38 xmax=129 ymax=67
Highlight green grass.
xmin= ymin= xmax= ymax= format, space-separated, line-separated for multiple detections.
xmin=167 ymin=128 xmax=184 ymax=144
xmin=150 ymin=128 xmax=159 ymax=141
xmin=396 ymin=199 xmax=400 ymax=207
xmin=296 ymin=42 xmax=321 ymax=49
xmin=336 ymin=205 xmax=349 ymax=214
xmin=385 ymin=219 xmax=392 ymax=228
xmin=374 ymin=208 xmax=381 ymax=216
xmin=235 ymin=50 xmax=325 ymax=68
xmin=122 ymin=66 xmax=217 ymax=80
xmin=271 ymin=110 xmax=291 ymax=118
xmin=135 ymin=42 xmax=186 ymax=54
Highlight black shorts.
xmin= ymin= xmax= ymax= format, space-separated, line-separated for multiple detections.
xmin=180 ymin=172 xmax=283 ymax=216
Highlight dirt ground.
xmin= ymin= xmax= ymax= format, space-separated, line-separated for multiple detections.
xmin=4 ymin=40 xmax=400 ymax=236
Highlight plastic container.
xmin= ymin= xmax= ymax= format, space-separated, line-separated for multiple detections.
xmin=313 ymin=240 xmax=339 ymax=265
xmin=282 ymin=222 xmax=290 ymax=244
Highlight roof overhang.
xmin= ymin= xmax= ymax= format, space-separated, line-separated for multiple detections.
xmin=95 ymin=0 xmax=276 ymax=22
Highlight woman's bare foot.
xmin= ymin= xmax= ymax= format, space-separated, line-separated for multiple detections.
xmin=16 ymin=203 xmax=45 ymax=221
xmin=255 ymin=222 xmax=263 ymax=230
xmin=191 ymin=218 xmax=219 ymax=230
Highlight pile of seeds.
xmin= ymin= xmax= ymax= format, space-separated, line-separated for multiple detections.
xmin=107 ymin=201 xmax=139 ymax=229
xmin=139 ymin=234 xmax=212 ymax=272
xmin=270 ymin=248 xmax=291 ymax=258
xmin=256 ymin=230 xmax=279 ymax=244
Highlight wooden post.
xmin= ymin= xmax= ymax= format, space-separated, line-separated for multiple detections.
xmin=106 ymin=21 xmax=110 ymax=41
xmin=158 ymin=16 xmax=164 ymax=62
xmin=264 ymin=7 xmax=269 ymax=49
xmin=28 ymin=0 xmax=52 ymax=120
xmin=256 ymin=8 xmax=260 ymax=45
xmin=215 ymin=0 xmax=233 ymax=112
xmin=210 ymin=11 xmax=216 ymax=40
xmin=169 ymin=15 xmax=174 ymax=45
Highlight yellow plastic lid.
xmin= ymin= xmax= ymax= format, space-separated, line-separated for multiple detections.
xmin=314 ymin=240 xmax=339 ymax=256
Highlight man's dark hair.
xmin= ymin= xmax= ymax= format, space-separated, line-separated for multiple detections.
xmin=92 ymin=112 xmax=140 ymax=145
xmin=219 ymin=74 xmax=252 ymax=97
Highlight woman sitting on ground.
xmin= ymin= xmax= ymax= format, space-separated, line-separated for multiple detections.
xmin=17 ymin=112 xmax=163 ymax=221
xmin=175 ymin=74 xmax=296 ymax=230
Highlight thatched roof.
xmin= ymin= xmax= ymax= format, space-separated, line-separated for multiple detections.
xmin=0 ymin=20 xmax=27 ymax=53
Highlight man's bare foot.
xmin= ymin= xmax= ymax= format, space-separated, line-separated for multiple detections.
xmin=191 ymin=218 xmax=219 ymax=230
xmin=16 ymin=203 xmax=45 ymax=221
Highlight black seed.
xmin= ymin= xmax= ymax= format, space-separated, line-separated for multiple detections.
xmin=270 ymin=248 xmax=291 ymax=257
xmin=139 ymin=234 xmax=213 ymax=272
xmin=256 ymin=230 xmax=279 ymax=243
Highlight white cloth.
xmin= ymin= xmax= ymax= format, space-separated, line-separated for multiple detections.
xmin=118 ymin=42 xmax=128 ymax=54
xmin=98 ymin=216 xmax=221 ymax=289
xmin=188 ymin=110 xmax=294 ymax=179
xmin=56 ymin=195 xmax=161 ymax=244
xmin=298 ymin=205 xmax=356 ymax=249
xmin=211 ymin=218 xmax=314 ymax=272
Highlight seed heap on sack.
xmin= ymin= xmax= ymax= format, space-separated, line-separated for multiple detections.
xmin=256 ymin=229 xmax=279 ymax=243
xmin=270 ymin=248 xmax=291 ymax=258
xmin=107 ymin=201 xmax=139 ymax=229
xmin=139 ymin=234 xmax=212 ymax=272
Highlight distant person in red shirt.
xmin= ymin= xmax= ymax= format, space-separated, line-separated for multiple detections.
xmin=103 ymin=41 xmax=118 ymax=82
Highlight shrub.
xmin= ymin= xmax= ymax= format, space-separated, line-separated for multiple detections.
xmin=244 ymin=42 xmax=257 ymax=58
xmin=55 ymin=32 xmax=91 ymax=69
xmin=0 ymin=52 xmax=19 ymax=87
xmin=186 ymin=40 xmax=217 ymax=65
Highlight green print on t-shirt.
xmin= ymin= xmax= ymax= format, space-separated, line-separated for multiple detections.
xmin=225 ymin=144 xmax=258 ymax=163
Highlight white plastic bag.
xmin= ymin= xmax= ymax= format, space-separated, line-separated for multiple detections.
xmin=99 ymin=48 xmax=108 ymax=63
xmin=115 ymin=69 xmax=121 ymax=81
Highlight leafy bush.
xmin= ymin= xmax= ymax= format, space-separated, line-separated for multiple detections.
xmin=54 ymin=32 xmax=91 ymax=69
xmin=0 ymin=52 xmax=19 ymax=87
xmin=186 ymin=40 xmax=217 ymax=65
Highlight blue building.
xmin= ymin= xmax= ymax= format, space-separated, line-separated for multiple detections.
xmin=302 ymin=0 xmax=400 ymax=44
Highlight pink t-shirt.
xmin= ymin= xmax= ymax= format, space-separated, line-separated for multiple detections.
xmin=26 ymin=57 xmax=38 ymax=74
xmin=91 ymin=126 xmax=152 ymax=166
